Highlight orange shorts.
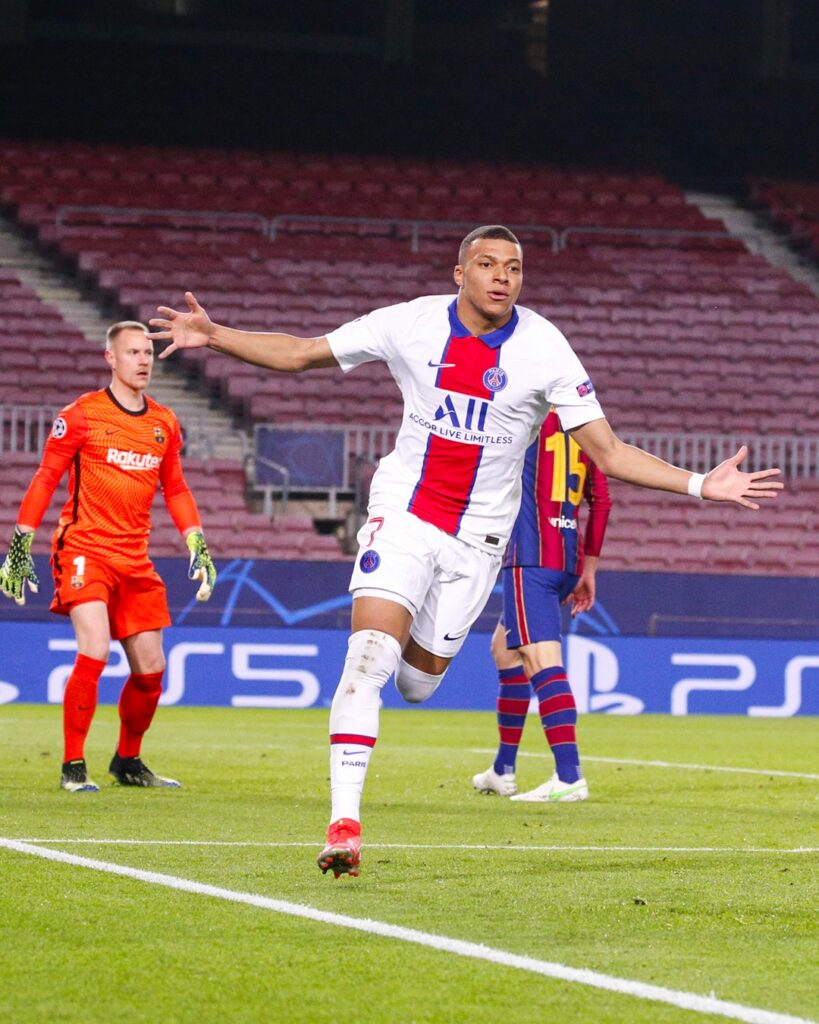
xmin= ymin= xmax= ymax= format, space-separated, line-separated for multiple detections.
xmin=50 ymin=549 xmax=171 ymax=640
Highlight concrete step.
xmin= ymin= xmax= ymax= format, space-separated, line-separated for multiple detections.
xmin=687 ymin=190 xmax=819 ymax=299
xmin=0 ymin=213 xmax=254 ymax=463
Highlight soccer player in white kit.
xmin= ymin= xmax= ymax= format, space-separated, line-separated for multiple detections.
xmin=150 ymin=225 xmax=782 ymax=879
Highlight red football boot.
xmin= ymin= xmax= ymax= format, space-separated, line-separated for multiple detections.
xmin=317 ymin=818 xmax=362 ymax=878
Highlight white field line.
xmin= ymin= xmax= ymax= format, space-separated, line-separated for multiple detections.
xmin=1 ymin=838 xmax=813 ymax=1024
xmin=12 ymin=839 xmax=818 ymax=854
xmin=472 ymin=750 xmax=819 ymax=781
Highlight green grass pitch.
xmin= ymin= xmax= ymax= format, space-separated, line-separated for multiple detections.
xmin=0 ymin=705 xmax=816 ymax=1024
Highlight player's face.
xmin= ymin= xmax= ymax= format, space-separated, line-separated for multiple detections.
xmin=453 ymin=238 xmax=523 ymax=333
xmin=106 ymin=328 xmax=154 ymax=392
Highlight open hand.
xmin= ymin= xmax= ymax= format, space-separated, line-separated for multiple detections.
xmin=564 ymin=571 xmax=596 ymax=618
xmin=149 ymin=292 xmax=213 ymax=359
xmin=702 ymin=446 xmax=783 ymax=509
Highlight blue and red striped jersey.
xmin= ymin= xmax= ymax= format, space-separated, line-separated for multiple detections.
xmin=503 ymin=409 xmax=611 ymax=571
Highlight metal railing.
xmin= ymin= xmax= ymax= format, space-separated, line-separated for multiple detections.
xmin=559 ymin=225 xmax=764 ymax=254
xmin=250 ymin=424 xmax=399 ymax=518
xmin=269 ymin=213 xmax=562 ymax=253
xmin=5 ymin=406 xmax=816 ymax=480
xmin=0 ymin=404 xmax=58 ymax=453
xmin=54 ymin=206 xmax=768 ymax=254
xmin=0 ymin=404 xmax=252 ymax=463
xmin=253 ymin=455 xmax=291 ymax=516
xmin=55 ymin=205 xmax=268 ymax=235
xmin=619 ymin=432 xmax=819 ymax=478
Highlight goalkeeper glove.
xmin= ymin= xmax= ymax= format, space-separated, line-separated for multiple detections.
xmin=0 ymin=527 xmax=40 ymax=606
xmin=186 ymin=530 xmax=216 ymax=602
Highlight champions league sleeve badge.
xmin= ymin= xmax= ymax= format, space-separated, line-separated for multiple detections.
xmin=359 ymin=549 xmax=381 ymax=573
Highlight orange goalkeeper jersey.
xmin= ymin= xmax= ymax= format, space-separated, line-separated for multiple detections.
xmin=18 ymin=387 xmax=201 ymax=566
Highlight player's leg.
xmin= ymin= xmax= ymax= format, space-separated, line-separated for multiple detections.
xmin=471 ymin=618 xmax=528 ymax=797
xmin=318 ymin=594 xmax=410 ymax=878
xmin=319 ymin=508 xmax=435 ymax=877
xmin=111 ymin=628 xmax=179 ymax=787
xmin=60 ymin=599 xmax=111 ymax=792
xmin=510 ymin=569 xmax=588 ymax=803
xmin=108 ymin=564 xmax=177 ymax=788
xmin=330 ymin=594 xmax=411 ymax=820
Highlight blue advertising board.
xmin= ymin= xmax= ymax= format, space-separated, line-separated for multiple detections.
xmin=1 ymin=623 xmax=817 ymax=716
xmin=3 ymin=558 xmax=818 ymax=639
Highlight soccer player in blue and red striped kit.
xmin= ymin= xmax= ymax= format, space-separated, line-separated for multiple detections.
xmin=473 ymin=408 xmax=611 ymax=801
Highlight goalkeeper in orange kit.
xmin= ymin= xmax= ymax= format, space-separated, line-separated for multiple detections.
xmin=0 ymin=321 xmax=216 ymax=792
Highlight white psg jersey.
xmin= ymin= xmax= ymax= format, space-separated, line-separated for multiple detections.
xmin=327 ymin=295 xmax=605 ymax=552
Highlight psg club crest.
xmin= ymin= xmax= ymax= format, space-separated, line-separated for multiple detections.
xmin=359 ymin=549 xmax=381 ymax=573
xmin=482 ymin=366 xmax=508 ymax=392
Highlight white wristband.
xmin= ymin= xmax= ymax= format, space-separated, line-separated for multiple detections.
xmin=687 ymin=472 xmax=705 ymax=499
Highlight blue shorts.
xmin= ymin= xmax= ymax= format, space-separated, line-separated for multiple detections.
xmin=501 ymin=566 xmax=579 ymax=649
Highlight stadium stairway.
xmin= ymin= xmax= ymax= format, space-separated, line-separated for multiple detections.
xmin=0 ymin=214 xmax=349 ymax=561
xmin=687 ymin=191 xmax=819 ymax=300
xmin=0 ymin=214 xmax=247 ymax=462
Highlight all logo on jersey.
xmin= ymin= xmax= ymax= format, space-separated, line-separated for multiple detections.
xmin=51 ymin=416 xmax=67 ymax=439
xmin=482 ymin=366 xmax=508 ymax=392
xmin=434 ymin=395 xmax=489 ymax=432
xmin=359 ymin=549 xmax=380 ymax=573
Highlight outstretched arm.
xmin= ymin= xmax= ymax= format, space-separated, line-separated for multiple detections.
xmin=149 ymin=292 xmax=339 ymax=372
xmin=570 ymin=418 xmax=782 ymax=510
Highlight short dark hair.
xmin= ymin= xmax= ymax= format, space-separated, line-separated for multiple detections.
xmin=458 ymin=225 xmax=521 ymax=264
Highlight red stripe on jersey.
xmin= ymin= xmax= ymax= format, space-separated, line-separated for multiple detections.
xmin=408 ymin=432 xmax=483 ymax=534
xmin=329 ymin=733 xmax=376 ymax=747
xmin=513 ymin=566 xmax=530 ymax=645
xmin=436 ymin=334 xmax=498 ymax=399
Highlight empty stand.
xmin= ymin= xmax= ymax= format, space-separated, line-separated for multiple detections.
xmin=1 ymin=141 xmax=816 ymax=570
xmin=749 ymin=179 xmax=819 ymax=260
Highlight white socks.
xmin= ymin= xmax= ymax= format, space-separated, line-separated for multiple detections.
xmin=329 ymin=629 xmax=402 ymax=823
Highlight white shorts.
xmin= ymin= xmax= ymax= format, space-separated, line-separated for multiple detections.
xmin=349 ymin=507 xmax=502 ymax=658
